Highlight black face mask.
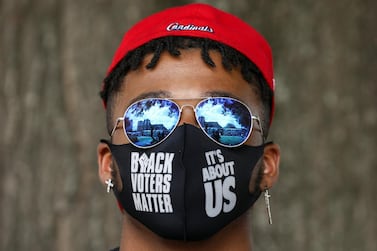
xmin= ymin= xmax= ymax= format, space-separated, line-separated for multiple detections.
xmin=102 ymin=124 xmax=264 ymax=241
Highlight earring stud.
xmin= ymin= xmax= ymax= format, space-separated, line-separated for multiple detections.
xmin=105 ymin=178 xmax=114 ymax=193
xmin=264 ymin=188 xmax=272 ymax=224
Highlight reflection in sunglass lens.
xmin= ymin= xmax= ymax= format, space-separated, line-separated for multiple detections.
xmin=196 ymin=98 xmax=252 ymax=147
xmin=124 ymin=99 xmax=180 ymax=148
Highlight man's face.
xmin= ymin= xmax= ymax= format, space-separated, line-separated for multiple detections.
xmin=110 ymin=48 xmax=264 ymax=146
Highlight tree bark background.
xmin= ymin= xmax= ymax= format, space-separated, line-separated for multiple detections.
xmin=0 ymin=0 xmax=376 ymax=250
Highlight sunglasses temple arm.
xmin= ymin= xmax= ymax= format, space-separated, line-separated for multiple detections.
xmin=110 ymin=117 xmax=124 ymax=137
xmin=252 ymin=115 xmax=265 ymax=143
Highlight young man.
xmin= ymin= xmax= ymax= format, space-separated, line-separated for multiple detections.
xmin=97 ymin=3 xmax=280 ymax=251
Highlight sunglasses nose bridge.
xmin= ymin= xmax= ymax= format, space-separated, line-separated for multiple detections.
xmin=177 ymin=104 xmax=198 ymax=126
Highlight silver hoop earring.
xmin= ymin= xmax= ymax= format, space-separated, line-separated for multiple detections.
xmin=264 ymin=189 xmax=273 ymax=224
xmin=105 ymin=178 xmax=114 ymax=193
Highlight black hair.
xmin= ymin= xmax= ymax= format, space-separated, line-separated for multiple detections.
xmin=101 ymin=36 xmax=273 ymax=137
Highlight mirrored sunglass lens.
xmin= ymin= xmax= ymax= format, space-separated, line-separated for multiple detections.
xmin=124 ymin=99 xmax=180 ymax=147
xmin=196 ymin=98 xmax=252 ymax=146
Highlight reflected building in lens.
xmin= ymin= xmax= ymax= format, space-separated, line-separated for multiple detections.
xmin=129 ymin=119 xmax=169 ymax=138
xmin=137 ymin=119 xmax=152 ymax=131
xmin=198 ymin=116 xmax=246 ymax=137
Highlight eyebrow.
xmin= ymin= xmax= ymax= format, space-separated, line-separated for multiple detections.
xmin=129 ymin=90 xmax=172 ymax=104
xmin=203 ymin=90 xmax=238 ymax=99
xmin=128 ymin=90 xmax=242 ymax=105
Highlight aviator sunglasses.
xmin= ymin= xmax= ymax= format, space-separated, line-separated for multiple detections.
xmin=111 ymin=97 xmax=263 ymax=148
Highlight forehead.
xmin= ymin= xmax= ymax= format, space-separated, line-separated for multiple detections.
xmin=112 ymin=49 xmax=261 ymax=116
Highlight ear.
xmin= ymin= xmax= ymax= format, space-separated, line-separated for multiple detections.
xmin=97 ymin=142 xmax=113 ymax=185
xmin=259 ymin=143 xmax=280 ymax=190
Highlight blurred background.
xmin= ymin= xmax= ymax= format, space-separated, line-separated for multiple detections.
xmin=0 ymin=0 xmax=376 ymax=250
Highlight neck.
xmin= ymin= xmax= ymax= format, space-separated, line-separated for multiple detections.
xmin=119 ymin=214 xmax=252 ymax=251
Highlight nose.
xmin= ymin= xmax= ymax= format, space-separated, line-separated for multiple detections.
xmin=178 ymin=105 xmax=199 ymax=126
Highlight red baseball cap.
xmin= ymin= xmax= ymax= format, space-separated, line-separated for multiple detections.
xmin=104 ymin=3 xmax=275 ymax=123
